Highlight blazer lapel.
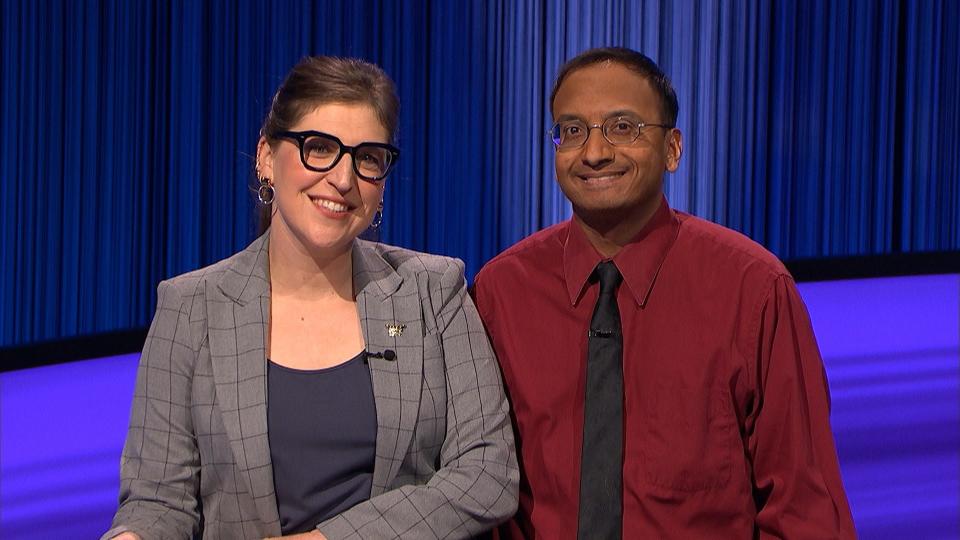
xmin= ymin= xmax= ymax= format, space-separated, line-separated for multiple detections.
xmin=204 ymin=236 xmax=424 ymax=527
xmin=207 ymin=234 xmax=281 ymax=534
xmin=353 ymin=240 xmax=425 ymax=494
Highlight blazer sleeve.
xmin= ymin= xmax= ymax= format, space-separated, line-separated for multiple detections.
xmin=318 ymin=258 xmax=520 ymax=539
xmin=102 ymin=280 xmax=202 ymax=540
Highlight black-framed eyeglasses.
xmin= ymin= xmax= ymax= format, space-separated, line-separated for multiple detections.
xmin=274 ymin=130 xmax=400 ymax=181
xmin=549 ymin=115 xmax=673 ymax=150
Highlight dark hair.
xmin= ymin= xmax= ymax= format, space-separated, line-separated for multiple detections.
xmin=549 ymin=47 xmax=679 ymax=127
xmin=256 ymin=56 xmax=400 ymax=233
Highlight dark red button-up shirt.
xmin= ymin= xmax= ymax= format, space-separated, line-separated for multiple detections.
xmin=473 ymin=198 xmax=855 ymax=539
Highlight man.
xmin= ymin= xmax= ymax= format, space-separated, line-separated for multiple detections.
xmin=473 ymin=47 xmax=856 ymax=538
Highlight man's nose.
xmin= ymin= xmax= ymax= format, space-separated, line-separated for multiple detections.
xmin=581 ymin=126 xmax=615 ymax=166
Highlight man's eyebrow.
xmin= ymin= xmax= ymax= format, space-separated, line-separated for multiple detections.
xmin=606 ymin=109 xmax=641 ymax=118
xmin=554 ymin=110 xmax=643 ymax=123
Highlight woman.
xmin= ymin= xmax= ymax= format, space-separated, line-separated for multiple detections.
xmin=104 ymin=56 xmax=518 ymax=539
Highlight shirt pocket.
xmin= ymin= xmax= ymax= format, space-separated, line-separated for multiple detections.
xmin=636 ymin=381 xmax=736 ymax=492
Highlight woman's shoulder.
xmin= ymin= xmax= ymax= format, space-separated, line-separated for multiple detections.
xmin=356 ymin=239 xmax=465 ymax=279
xmin=159 ymin=235 xmax=269 ymax=300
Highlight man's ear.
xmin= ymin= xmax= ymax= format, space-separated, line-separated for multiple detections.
xmin=256 ymin=136 xmax=275 ymax=180
xmin=665 ymin=128 xmax=683 ymax=173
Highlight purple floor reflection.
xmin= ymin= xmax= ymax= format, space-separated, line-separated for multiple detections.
xmin=1 ymin=353 xmax=140 ymax=539
xmin=799 ymin=274 xmax=959 ymax=539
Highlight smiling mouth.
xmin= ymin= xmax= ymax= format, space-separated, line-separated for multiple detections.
xmin=577 ymin=171 xmax=626 ymax=182
xmin=308 ymin=195 xmax=351 ymax=213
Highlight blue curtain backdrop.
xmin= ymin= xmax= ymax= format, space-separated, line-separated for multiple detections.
xmin=1 ymin=0 xmax=958 ymax=347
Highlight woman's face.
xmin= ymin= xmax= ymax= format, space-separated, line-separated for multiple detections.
xmin=258 ymin=102 xmax=390 ymax=257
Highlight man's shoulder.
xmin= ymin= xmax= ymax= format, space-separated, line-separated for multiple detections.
xmin=477 ymin=221 xmax=568 ymax=281
xmin=675 ymin=212 xmax=790 ymax=281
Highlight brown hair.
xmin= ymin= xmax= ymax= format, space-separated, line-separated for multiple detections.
xmin=256 ymin=56 xmax=400 ymax=233
xmin=549 ymin=47 xmax=679 ymax=127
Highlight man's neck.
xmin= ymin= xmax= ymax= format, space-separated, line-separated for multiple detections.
xmin=573 ymin=198 xmax=661 ymax=258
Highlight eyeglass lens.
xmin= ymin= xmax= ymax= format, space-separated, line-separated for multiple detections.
xmin=301 ymin=133 xmax=394 ymax=179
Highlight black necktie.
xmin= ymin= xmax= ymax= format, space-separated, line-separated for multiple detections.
xmin=578 ymin=261 xmax=624 ymax=540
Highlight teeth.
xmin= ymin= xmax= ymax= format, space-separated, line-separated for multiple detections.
xmin=312 ymin=198 xmax=348 ymax=212
xmin=580 ymin=172 xmax=624 ymax=181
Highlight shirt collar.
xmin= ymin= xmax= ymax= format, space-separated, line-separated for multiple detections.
xmin=562 ymin=196 xmax=679 ymax=307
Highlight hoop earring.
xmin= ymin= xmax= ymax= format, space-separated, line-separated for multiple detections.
xmin=370 ymin=205 xmax=383 ymax=230
xmin=257 ymin=178 xmax=275 ymax=205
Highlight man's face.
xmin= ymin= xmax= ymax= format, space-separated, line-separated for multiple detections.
xmin=552 ymin=62 xmax=681 ymax=228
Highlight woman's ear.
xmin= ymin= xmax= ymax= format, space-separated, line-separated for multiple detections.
xmin=256 ymin=136 xmax=275 ymax=180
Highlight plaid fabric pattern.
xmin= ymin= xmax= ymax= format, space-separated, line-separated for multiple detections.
xmin=103 ymin=234 xmax=518 ymax=540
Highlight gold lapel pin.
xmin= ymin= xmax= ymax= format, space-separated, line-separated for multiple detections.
xmin=386 ymin=323 xmax=406 ymax=337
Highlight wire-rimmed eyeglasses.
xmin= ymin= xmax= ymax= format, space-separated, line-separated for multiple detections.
xmin=274 ymin=130 xmax=400 ymax=181
xmin=549 ymin=115 xmax=673 ymax=150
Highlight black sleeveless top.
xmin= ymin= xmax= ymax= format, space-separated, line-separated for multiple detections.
xmin=267 ymin=351 xmax=378 ymax=534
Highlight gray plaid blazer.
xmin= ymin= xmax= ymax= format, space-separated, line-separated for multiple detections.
xmin=103 ymin=234 xmax=518 ymax=540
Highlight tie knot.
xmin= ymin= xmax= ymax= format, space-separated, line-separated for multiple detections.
xmin=594 ymin=261 xmax=622 ymax=296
